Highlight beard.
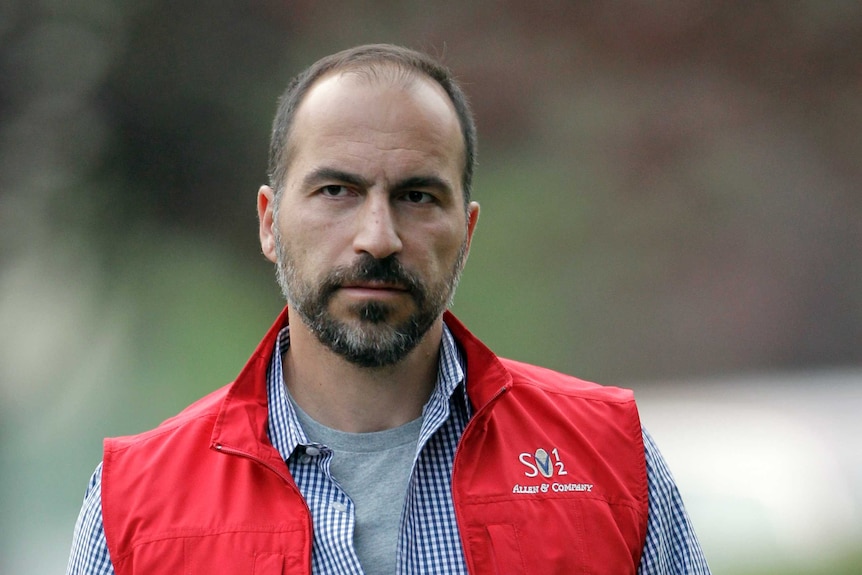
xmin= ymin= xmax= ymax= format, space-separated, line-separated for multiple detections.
xmin=273 ymin=229 xmax=467 ymax=368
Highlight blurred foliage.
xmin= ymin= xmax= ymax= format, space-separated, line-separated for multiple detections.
xmin=1 ymin=0 xmax=861 ymax=573
xmin=3 ymin=0 xmax=861 ymax=381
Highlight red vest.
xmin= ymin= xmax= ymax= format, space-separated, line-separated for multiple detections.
xmin=102 ymin=310 xmax=648 ymax=574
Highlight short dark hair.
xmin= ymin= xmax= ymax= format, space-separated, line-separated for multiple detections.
xmin=267 ymin=44 xmax=477 ymax=204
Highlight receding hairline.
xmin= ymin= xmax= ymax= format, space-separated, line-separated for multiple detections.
xmin=281 ymin=63 xmax=465 ymax=185
xmin=318 ymin=60 xmax=431 ymax=91
xmin=268 ymin=44 xmax=477 ymax=207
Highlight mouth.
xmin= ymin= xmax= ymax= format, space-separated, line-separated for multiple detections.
xmin=342 ymin=280 xmax=408 ymax=290
xmin=338 ymin=281 xmax=410 ymax=299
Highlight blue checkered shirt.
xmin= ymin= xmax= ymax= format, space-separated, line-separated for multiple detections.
xmin=67 ymin=325 xmax=709 ymax=574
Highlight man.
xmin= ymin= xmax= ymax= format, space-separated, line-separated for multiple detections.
xmin=68 ymin=44 xmax=710 ymax=574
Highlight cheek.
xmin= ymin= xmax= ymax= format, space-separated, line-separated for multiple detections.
xmin=415 ymin=223 xmax=468 ymax=273
xmin=278 ymin=217 xmax=347 ymax=273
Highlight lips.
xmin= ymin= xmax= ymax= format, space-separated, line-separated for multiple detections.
xmin=338 ymin=282 xmax=410 ymax=301
xmin=341 ymin=281 xmax=408 ymax=291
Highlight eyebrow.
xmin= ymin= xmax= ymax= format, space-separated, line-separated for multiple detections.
xmin=302 ymin=167 xmax=455 ymax=196
xmin=394 ymin=175 xmax=454 ymax=196
xmin=302 ymin=167 xmax=370 ymax=190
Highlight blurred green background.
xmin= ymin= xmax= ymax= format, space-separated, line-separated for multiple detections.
xmin=1 ymin=1 xmax=860 ymax=573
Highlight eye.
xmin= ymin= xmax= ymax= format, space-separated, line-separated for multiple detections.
xmin=320 ymin=185 xmax=352 ymax=197
xmin=402 ymin=190 xmax=435 ymax=204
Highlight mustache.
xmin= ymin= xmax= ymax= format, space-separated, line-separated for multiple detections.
xmin=323 ymin=255 xmax=422 ymax=295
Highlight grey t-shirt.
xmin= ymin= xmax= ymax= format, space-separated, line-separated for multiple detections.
xmin=290 ymin=395 xmax=422 ymax=574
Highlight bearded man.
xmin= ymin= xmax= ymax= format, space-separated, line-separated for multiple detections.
xmin=67 ymin=44 xmax=710 ymax=575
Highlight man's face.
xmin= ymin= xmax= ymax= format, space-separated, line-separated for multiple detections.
xmin=259 ymin=71 xmax=479 ymax=367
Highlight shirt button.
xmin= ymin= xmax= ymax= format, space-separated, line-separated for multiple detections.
xmin=330 ymin=501 xmax=348 ymax=513
xmin=305 ymin=446 xmax=321 ymax=456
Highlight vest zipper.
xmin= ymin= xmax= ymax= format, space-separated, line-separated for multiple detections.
xmin=212 ymin=442 xmax=315 ymax=573
xmin=211 ymin=442 xmax=294 ymax=484
xmin=452 ymin=384 xmax=510 ymax=476
xmin=451 ymin=384 xmax=510 ymax=573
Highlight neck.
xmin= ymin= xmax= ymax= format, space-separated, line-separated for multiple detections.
xmin=283 ymin=309 xmax=443 ymax=433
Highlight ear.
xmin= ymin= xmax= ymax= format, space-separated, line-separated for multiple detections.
xmin=257 ymin=185 xmax=278 ymax=264
xmin=464 ymin=201 xmax=480 ymax=256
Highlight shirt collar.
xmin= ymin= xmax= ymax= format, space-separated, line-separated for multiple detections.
xmin=266 ymin=323 xmax=467 ymax=463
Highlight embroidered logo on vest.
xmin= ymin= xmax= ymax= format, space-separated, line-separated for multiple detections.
xmin=513 ymin=447 xmax=594 ymax=495
xmin=520 ymin=447 xmax=567 ymax=478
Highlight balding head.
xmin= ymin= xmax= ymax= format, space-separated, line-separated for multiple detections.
xmin=267 ymin=44 xmax=477 ymax=205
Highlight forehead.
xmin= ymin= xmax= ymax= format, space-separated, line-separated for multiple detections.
xmin=285 ymin=70 xmax=465 ymax=178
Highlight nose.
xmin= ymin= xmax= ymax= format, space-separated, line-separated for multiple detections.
xmin=352 ymin=194 xmax=403 ymax=259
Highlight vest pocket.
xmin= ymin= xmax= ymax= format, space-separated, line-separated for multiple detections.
xmin=485 ymin=524 xmax=526 ymax=575
xmin=175 ymin=532 xmax=300 ymax=574
xmin=253 ymin=552 xmax=285 ymax=574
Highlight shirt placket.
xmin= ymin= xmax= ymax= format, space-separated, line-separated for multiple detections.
xmin=291 ymin=444 xmax=365 ymax=574
xmin=396 ymin=327 xmax=469 ymax=574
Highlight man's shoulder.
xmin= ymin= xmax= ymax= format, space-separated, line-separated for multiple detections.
xmin=107 ymin=382 xmax=233 ymax=451
xmin=497 ymin=357 xmax=635 ymax=403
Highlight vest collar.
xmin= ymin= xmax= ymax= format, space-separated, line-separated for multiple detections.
xmin=211 ymin=307 xmax=513 ymax=458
